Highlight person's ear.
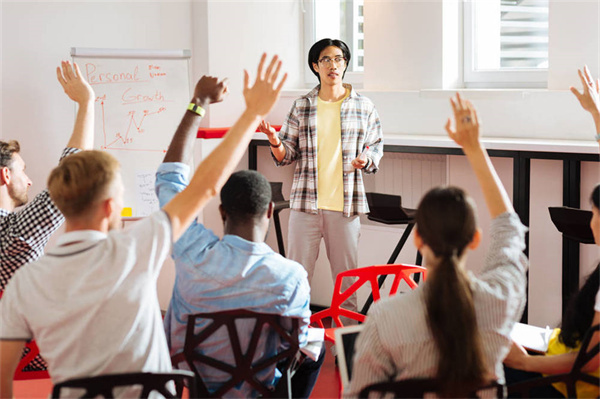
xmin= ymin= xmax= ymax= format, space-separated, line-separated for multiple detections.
xmin=266 ymin=202 xmax=274 ymax=219
xmin=0 ymin=167 xmax=11 ymax=185
xmin=414 ymin=228 xmax=423 ymax=250
xmin=219 ymin=204 xmax=227 ymax=222
xmin=469 ymin=228 xmax=482 ymax=250
xmin=312 ymin=63 xmax=320 ymax=74
xmin=103 ymin=197 xmax=115 ymax=219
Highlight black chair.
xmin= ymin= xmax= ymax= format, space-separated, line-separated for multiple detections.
xmin=270 ymin=182 xmax=290 ymax=257
xmin=549 ymin=206 xmax=595 ymax=244
xmin=361 ymin=192 xmax=423 ymax=314
xmin=171 ymin=309 xmax=301 ymax=398
xmin=51 ymin=371 xmax=195 ymax=398
xmin=507 ymin=323 xmax=599 ymax=398
xmin=359 ymin=378 xmax=505 ymax=398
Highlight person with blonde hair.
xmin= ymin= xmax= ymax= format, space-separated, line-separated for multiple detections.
xmin=0 ymin=54 xmax=287 ymax=398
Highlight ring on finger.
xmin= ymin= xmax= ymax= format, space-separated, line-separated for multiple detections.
xmin=462 ymin=116 xmax=472 ymax=124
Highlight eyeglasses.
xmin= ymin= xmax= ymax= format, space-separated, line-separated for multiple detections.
xmin=318 ymin=56 xmax=346 ymax=66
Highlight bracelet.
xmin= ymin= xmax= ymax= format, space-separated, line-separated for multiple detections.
xmin=187 ymin=102 xmax=206 ymax=117
xmin=270 ymin=140 xmax=282 ymax=148
xmin=595 ymin=133 xmax=600 ymax=141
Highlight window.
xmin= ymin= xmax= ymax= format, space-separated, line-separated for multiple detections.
xmin=304 ymin=0 xmax=364 ymax=84
xmin=464 ymin=0 xmax=548 ymax=87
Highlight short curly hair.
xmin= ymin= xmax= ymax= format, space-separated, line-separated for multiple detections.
xmin=0 ymin=140 xmax=21 ymax=168
xmin=220 ymin=170 xmax=272 ymax=222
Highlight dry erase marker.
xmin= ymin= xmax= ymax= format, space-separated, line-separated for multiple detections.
xmin=358 ymin=146 xmax=369 ymax=160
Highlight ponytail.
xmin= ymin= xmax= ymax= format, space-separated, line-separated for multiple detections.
xmin=425 ymin=252 xmax=487 ymax=397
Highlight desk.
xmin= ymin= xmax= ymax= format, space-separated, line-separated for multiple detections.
xmin=248 ymin=135 xmax=599 ymax=322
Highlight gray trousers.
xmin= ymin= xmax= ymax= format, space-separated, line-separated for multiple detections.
xmin=287 ymin=209 xmax=361 ymax=318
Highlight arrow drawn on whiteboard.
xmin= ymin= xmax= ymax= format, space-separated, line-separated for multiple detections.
xmin=98 ymin=99 xmax=168 ymax=153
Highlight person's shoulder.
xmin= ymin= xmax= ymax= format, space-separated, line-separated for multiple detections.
xmin=265 ymin=251 xmax=308 ymax=282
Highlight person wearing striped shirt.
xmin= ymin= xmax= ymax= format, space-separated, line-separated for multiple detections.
xmin=0 ymin=61 xmax=95 ymax=371
xmin=345 ymin=94 xmax=529 ymax=398
xmin=258 ymin=38 xmax=384 ymax=316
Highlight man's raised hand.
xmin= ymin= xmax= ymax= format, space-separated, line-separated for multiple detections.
xmin=243 ymin=54 xmax=287 ymax=118
xmin=56 ymin=61 xmax=94 ymax=105
xmin=193 ymin=76 xmax=228 ymax=107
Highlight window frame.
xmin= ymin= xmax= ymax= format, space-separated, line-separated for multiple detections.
xmin=303 ymin=0 xmax=364 ymax=87
xmin=463 ymin=0 xmax=548 ymax=88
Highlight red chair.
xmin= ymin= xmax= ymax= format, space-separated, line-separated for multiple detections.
xmin=0 ymin=291 xmax=50 ymax=380
xmin=310 ymin=264 xmax=426 ymax=343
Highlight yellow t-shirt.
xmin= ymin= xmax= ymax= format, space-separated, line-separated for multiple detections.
xmin=545 ymin=328 xmax=599 ymax=398
xmin=316 ymin=89 xmax=349 ymax=212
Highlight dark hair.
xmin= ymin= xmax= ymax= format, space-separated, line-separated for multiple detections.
xmin=416 ymin=186 xmax=486 ymax=396
xmin=308 ymin=38 xmax=351 ymax=82
xmin=592 ymin=184 xmax=599 ymax=209
xmin=0 ymin=140 xmax=20 ymax=168
xmin=220 ymin=170 xmax=272 ymax=222
xmin=560 ymin=264 xmax=599 ymax=348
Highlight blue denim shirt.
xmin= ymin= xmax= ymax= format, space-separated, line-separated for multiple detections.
xmin=155 ymin=162 xmax=311 ymax=398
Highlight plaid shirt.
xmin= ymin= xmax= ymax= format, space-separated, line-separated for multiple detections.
xmin=0 ymin=147 xmax=79 ymax=291
xmin=273 ymin=84 xmax=383 ymax=217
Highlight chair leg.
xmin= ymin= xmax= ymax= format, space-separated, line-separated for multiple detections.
xmin=413 ymin=251 xmax=423 ymax=283
xmin=273 ymin=210 xmax=286 ymax=257
xmin=361 ymin=223 xmax=416 ymax=315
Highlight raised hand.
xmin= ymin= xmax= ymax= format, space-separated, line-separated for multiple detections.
xmin=570 ymin=65 xmax=600 ymax=118
xmin=445 ymin=93 xmax=481 ymax=153
xmin=243 ymin=54 xmax=287 ymax=118
xmin=56 ymin=61 xmax=94 ymax=105
xmin=192 ymin=76 xmax=228 ymax=107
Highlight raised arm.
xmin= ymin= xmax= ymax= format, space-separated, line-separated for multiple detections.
xmin=56 ymin=61 xmax=94 ymax=150
xmin=163 ymin=54 xmax=287 ymax=241
xmin=570 ymin=66 xmax=600 ymax=148
xmin=445 ymin=93 xmax=513 ymax=219
xmin=163 ymin=76 xmax=228 ymax=164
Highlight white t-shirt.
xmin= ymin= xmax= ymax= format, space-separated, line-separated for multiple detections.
xmin=0 ymin=211 xmax=173 ymax=386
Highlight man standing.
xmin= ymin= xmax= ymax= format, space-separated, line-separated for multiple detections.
xmin=259 ymin=38 xmax=384 ymax=315
xmin=0 ymin=61 xmax=95 ymax=371
xmin=0 ymin=54 xmax=286 ymax=398
xmin=156 ymin=74 xmax=323 ymax=398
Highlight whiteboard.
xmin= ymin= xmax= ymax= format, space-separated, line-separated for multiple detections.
xmin=71 ymin=48 xmax=191 ymax=217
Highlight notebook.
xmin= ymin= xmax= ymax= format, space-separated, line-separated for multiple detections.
xmin=334 ymin=324 xmax=365 ymax=389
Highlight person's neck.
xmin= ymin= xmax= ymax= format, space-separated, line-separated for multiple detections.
xmin=0 ymin=191 xmax=16 ymax=212
xmin=318 ymin=82 xmax=346 ymax=102
xmin=224 ymin=223 xmax=266 ymax=243
xmin=64 ymin=219 xmax=109 ymax=234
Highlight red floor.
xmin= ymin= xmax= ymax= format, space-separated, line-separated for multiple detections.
xmin=13 ymin=346 xmax=340 ymax=398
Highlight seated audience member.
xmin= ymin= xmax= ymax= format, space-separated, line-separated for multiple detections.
xmin=570 ymin=65 xmax=600 ymax=148
xmin=156 ymin=76 xmax=323 ymax=399
xmin=345 ymin=94 xmax=529 ymax=398
xmin=503 ymin=185 xmax=600 ymax=398
xmin=0 ymin=61 xmax=94 ymax=372
xmin=0 ymin=54 xmax=286 ymax=398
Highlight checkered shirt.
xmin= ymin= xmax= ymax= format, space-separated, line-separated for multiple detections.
xmin=0 ymin=147 xmax=78 ymax=370
xmin=273 ymin=84 xmax=383 ymax=217
xmin=0 ymin=148 xmax=79 ymax=291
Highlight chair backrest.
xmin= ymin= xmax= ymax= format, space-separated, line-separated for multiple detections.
xmin=172 ymin=309 xmax=300 ymax=398
xmin=269 ymin=182 xmax=286 ymax=202
xmin=51 ymin=371 xmax=195 ymax=399
xmin=359 ymin=378 xmax=505 ymax=398
xmin=312 ymin=264 xmax=427 ymax=328
xmin=508 ymin=323 xmax=599 ymax=398
xmin=548 ymin=206 xmax=595 ymax=244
